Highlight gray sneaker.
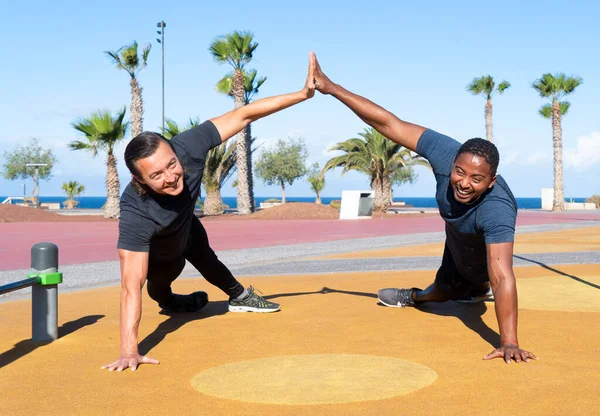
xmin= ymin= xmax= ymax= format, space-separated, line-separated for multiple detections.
xmin=228 ymin=286 xmax=280 ymax=313
xmin=378 ymin=288 xmax=416 ymax=308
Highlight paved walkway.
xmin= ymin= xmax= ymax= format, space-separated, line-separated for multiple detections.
xmin=1 ymin=210 xmax=599 ymax=271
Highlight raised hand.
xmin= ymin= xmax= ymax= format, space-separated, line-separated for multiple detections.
xmin=312 ymin=52 xmax=335 ymax=95
xmin=302 ymin=52 xmax=317 ymax=99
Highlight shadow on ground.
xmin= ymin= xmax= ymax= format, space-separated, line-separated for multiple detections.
xmin=0 ymin=314 xmax=104 ymax=369
xmin=138 ymin=287 xmax=502 ymax=353
xmin=514 ymin=255 xmax=600 ymax=290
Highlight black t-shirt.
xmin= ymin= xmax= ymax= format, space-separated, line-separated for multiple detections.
xmin=117 ymin=121 xmax=222 ymax=262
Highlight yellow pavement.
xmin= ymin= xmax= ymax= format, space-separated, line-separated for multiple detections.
xmin=0 ymin=229 xmax=599 ymax=415
xmin=313 ymin=226 xmax=600 ymax=259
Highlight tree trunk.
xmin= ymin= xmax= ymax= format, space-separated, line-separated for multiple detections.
xmin=384 ymin=180 xmax=392 ymax=210
xmin=372 ymin=178 xmax=391 ymax=212
xmin=315 ymin=192 xmax=321 ymax=204
xmin=64 ymin=199 xmax=77 ymax=210
xmin=105 ymin=153 xmax=121 ymax=219
xmin=204 ymin=188 xmax=224 ymax=216
xmin=233 ymin=69 xmax=254 ymax=214
xmin=485 ymin=98 xmax=493 ymax=142
xmin=551 ymin=99 xmax=564 ymax=212
xmin=281 ymin=182 xmax=286 ymax=204
xmin=130 ymin=78 xmax=144 ymax=139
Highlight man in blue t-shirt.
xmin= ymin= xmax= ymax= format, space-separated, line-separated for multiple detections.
xmin=312 ymin=54 xmax=537 ymax=364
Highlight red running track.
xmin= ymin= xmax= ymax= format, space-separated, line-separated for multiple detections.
xmin=0 ymin=211 xmax=598 ymax=271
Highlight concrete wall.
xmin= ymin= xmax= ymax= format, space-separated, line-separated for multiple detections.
xmin=542 ymin=188 xmax=597 ymax=210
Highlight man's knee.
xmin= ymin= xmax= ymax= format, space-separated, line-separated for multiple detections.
xmin=147 ymin=280 xmax=173 ymax=304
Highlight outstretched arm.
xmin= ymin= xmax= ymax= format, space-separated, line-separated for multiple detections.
xmin=312 ymin=53 xmax=425 ymax=153
xmin=102 ymin=250 xmax=159 ymax=372
xmin=210 ymin=52 xmax=316 ymax=142
xmin=483 ymin=242 xmax=538 ymax=363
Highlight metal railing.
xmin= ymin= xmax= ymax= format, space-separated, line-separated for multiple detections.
xmin=0 ymin=242 xmax=63 ymax=342
xmin=2 ymin=196 xmax=25 ymax=204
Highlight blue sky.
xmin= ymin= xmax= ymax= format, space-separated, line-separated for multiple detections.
xmin=2 ymin=0 xmax=599 ymax=199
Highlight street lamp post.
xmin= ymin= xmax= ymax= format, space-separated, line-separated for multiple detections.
xmin=156 ymin=21 xmax=166 ymax=134
xmin=26 ymin=163 xmax=48 ymax=208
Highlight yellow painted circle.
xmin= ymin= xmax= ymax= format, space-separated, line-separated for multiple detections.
xmin=191 ymin=354 xmax=437 ymax=405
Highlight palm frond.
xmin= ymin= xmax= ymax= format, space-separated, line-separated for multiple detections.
xmin=104 ymin=51 xmax=124 ymax=69
xmin=68 ymin=140 xmax=98 ymax=157
xmin=216 ymin=73 xmax=234 ymax=96
xmin=209 ymin=31 xmax=257 ymax=70
xmin=243 ymin=69 xmax=266 ymax=102
xmin=203 ymin=140 xmax=238 ymax=190
xmin=162 ymin=118 xmax=181 ymax=138
xmin=532 ymin=73 xmax=582 ymax=102
xmin=209 ymin=38 xmax=233 ymax=65
xmin=538 ymin=101 xmax=571 ymax=118
xmin=141 ymin=43 xmax=152 ymax=67
xmin=188 ymin=117 xmax=201 ymax=128
xmin=563 ymin=76 xmax=583 ymax=94
xmin=121 ymin=41 xmax=140 ymax=77
xmin=70 ymin=108 xmax=128 ymax=157
xmin=467 ymin=75 xmax=494 ymax=98
xmin=323 ymin=127 xmax=431 ymax=189
xmin=532 ymin=73 xmax=558 ymax=98
xmin=497 ymin=81 xmax=511 ymax=94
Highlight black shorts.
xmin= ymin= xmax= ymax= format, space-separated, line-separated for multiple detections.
xmin=434 ymin=244 xmax=489 ymax=300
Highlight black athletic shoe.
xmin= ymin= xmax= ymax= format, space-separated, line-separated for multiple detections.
xmin=159 ymin=291 xmax=209 ymax=313
xmin=378 ymin=288 xmax=416 ymax=308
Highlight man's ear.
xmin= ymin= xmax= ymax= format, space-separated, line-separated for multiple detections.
xmin=133 ymin=175 xmax=146 ymax=185
xmin=488 ymin=175 xmax=497 ymax=189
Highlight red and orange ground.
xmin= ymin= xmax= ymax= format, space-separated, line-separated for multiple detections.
xmin=1 ymin=224 xmax=598 ymax=415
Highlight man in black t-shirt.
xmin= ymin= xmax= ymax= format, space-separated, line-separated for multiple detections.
xmin=102 ymin=53 xmax=317 ymax=373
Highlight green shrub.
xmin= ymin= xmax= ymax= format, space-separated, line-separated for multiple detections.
xmin=585 ymin=195 xmax=600 ymax=208
xmin=263 ymin=198 xmax=282 ymax=203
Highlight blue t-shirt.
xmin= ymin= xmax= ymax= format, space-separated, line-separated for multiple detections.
xmin=117 ymin=121 xmax=222 ymax=262
xmin=416 ymin=129 xmax=517 ymax=282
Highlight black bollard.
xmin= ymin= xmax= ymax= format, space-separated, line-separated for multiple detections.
xmin=30 ymin=242 xmax=61 ymax=341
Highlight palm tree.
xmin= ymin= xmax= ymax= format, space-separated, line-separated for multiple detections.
xmin=62 ymin=181 xmax=85 ymax=209
xmin=203 ymin=142 xmax=237 ymax=215
xmin=105 ymin=41 xmax=151 ymax=139
xmin=532 ymin=73 xmax=583 ymax=212
xmin=210 ymin=31 xmax=260 ymax=215
xmin=467 ymin=75 xmax=510 ymax=142
xmin=323 ymin=127 xmax=430 ymax=211
xmin=160 ymin=117 xmax=201 ymax=139
xmin=69 ymin=107 xmax=129 ymax=219
xmin=216 ymin=69 xmax=266 ymax=103
xmin=307 ymin=162 xmax=325 ymax=204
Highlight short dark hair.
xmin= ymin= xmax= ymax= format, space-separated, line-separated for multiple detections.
xmin=455 ymin=138 xmax=499 ymax=176
xmin=124 ymin=131 xmax=172 ymax=197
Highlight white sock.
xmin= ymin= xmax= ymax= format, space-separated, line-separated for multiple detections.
xmin=233 ymin=288 xmax=249 ymax=301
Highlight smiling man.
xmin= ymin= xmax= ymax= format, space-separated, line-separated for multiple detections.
xmin=312 ymin=54 xmax=537 ymax=364
xmin=102 ymin=53 xmax=317 ymax=372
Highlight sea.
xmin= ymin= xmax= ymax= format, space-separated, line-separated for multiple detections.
xmin=1 ymin=195 xmax=589 ymax=210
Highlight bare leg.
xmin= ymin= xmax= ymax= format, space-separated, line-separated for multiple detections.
xmin=412 ymin=281 xmax=451 ymax=303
